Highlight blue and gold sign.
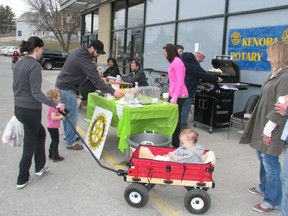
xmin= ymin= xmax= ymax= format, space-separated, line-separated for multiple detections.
xmin=228 ymin=25 xmax=288 ymax=71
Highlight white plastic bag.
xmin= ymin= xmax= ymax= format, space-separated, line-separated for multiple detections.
xmin=2 ymin=116 xmax=24 ymax=147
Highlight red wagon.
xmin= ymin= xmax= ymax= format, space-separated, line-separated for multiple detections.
xmin=59 ymin=110 xmax=216 ymax=215
xmin=124 ymin=145 xmax=216 ymax=215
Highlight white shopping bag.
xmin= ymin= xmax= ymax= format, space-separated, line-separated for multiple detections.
xmin=2 ymin=116 xmax=24 ymax=147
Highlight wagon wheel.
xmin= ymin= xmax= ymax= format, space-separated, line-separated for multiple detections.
xmin=185 ymin=186 xmax=209 ymax=192
xmin=184 ymin=189 xmax=211 ymax=215
xmin=124 ymin=183 xmax=149 ymax=208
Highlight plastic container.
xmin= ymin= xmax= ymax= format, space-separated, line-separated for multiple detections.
xmin=111 ymin=82 xmax=120 ymax=90
xmin=126 ymin=132 xmax=172 ymax=156
xmin=138 ymin=86 xmax=160 ymax=104
xmin=124 ymin=88 xmax=139 ymax=103
xmin=107 ymin=76 xmax=116 ymax=83
xmin=116 ymin=75 xmax=122 ymax=82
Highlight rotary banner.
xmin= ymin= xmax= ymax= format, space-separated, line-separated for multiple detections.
xmin=228 ymin=25 xmax=288 ymax=71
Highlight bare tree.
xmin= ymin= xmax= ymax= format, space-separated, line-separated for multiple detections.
xmin=25 ymin=0 xmax=80 ymax=51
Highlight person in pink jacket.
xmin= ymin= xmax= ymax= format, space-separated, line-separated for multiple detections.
xmin=163 ymin=43 xmax=188 ymax=147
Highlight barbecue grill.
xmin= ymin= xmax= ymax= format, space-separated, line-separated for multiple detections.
xmin=193 ymin=55 xmax=248 ymax=133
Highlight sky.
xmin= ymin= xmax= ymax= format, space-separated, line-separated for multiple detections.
xmin=0 ymin=0 xmax=30 ymax=18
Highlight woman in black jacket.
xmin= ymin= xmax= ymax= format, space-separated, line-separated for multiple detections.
xmin=102 ymin=57 xmax=120 ymax=77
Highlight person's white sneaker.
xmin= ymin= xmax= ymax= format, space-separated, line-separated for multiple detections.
xmin=16 ymin=176 xmax=32 ymax=189
xmin=35 ymin=167 xmax=50 ymax=176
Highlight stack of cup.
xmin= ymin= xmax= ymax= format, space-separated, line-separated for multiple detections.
xmin=162 ymin=93 xmax=169 ymax=104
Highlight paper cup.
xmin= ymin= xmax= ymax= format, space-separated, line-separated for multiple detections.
xmin=163 ymin=93 xmax=169 ymax=104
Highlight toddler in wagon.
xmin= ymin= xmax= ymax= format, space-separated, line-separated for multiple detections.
xmin=140 ymin=128 xmax=205 ymax=164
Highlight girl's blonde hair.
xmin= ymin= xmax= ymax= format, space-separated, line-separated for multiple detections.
xmin=266 ymin=41 xmax=288 ymax=74
xmin=180 ymin=128 xmax=199 ymax=144
xmin=46 ymin=89 xmax=61 ymax=100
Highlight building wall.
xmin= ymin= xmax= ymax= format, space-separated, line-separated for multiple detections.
xmin=79 ymin=0 xmax=288 ymax=112
xmin=16 ymin=13 xmax=57 ymax=41
xmin=97 ymin=2 xmax=111 ymax=65
xmin=16 ymin=21 xmax=35 ymax=41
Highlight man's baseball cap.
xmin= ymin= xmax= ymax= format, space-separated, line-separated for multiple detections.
xmin=90 ymin=40 xmax=106 ymax=54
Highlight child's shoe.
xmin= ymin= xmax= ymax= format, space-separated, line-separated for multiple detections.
xmin=48 ymin=149 xmax=53 ymax=159
xmin=53 ymin=154 xmax=64 ymax=162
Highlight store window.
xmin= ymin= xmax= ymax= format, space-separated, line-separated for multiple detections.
xmin=143 ymin=24 xmax=175 ymax=71
xmin=228 ymin=0 xmax=287 ymax=13
xmin=93 ymin=10 xmax=99 ymax=34
xmin=112 ymin=31 xmax=125 ymax=72
xmin=145 ymin=0 xmax=177 ymax=25
xmin=85 ymin=14 xmax=92 ymax=35
xmin=127 ymin=0 xmax=144 ymax=28
xmin=177 ymin=18 xmax=224 ymax=70
xmin=112 ymin=0 xmax=144 ymax=74
xmin=113 ymin=0 xmax=126 ymax=30
xmin=179 ymin=0 xmax=224 ymax=19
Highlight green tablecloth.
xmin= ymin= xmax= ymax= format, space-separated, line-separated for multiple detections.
xmin=87 ymin=93 xmax=178 ymax=153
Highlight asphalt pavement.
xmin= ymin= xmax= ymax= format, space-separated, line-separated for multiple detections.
xmin=0 ymin=55 xmax=284 ymax=216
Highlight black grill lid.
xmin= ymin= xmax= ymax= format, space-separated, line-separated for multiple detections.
xmin=210 ymin=55 xmax=240 ymax=83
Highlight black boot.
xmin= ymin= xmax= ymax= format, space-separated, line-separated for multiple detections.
xmin=49 ymin=149 xmax=53 ymax=160
xmin=53 ymin=152 xmax=64 ymax=162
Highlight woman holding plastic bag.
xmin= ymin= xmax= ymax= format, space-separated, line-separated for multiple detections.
xmin=13 ymin=36 xmax=65 ymax=189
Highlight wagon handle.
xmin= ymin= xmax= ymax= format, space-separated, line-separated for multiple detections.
xmin=58 ymin=109 xmax=127 ymax=176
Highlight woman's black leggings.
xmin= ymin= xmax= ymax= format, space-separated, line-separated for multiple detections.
xmin=15 ymin=106 xmax=46 ymax=185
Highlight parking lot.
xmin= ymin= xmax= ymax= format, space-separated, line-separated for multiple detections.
xmin=0 ymin=55 xmax=284 ymax=216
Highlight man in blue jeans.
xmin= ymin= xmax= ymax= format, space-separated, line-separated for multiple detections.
xmin=180 ymin=51 xmax=222 ymax=129
xmin=275 ymin=95 xmax=288 ymax=216
xmin=56 ymin=40 xmax=123 ymax=150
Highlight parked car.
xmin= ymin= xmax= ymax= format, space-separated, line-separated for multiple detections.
xmin=0 ymin=46 xmax=8 ymax=55
xmin=7 ymin=46 xmax=20 ymax=56
xmin=0 ymin=46 xmax=15 ymax=56
xmin=38 ymin=49 xmax=69 ymax=70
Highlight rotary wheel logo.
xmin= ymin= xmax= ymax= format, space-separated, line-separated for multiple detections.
xmin=231 ymin=32 xmax=241 ymax=45
xmin=282 ymin=29 xmax=288 ymax=44
xmin=88 ymin=113 xmax=107 ymax=150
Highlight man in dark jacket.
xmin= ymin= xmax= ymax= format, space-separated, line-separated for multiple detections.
xmin=180 ymin=51 xmax=222 ymax=128
xmin=56 ymin=40 xmax=123 ymax=150
xmin=122 ymin=59 xmax=149 ymax=87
